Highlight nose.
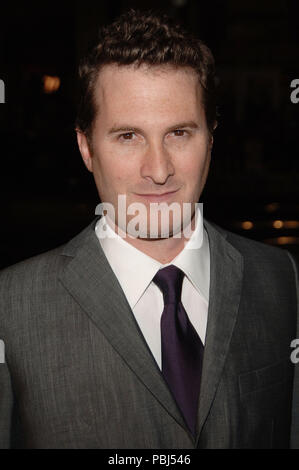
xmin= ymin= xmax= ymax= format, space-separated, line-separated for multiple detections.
xmin=140 ymin=141 xmax=175 ymax=184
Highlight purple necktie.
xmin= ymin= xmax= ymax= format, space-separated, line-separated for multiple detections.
xmin=153 ymin=265 xmax=204 ymax=437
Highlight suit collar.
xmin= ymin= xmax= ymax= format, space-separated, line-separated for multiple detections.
xmin=59 ymin=216 xmax=244 ymax=445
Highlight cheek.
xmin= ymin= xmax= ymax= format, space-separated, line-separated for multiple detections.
xmin=93 ymin=147 xmax=131 ymax=184
xmin=176 ymin=147 xmax=209 ymax=180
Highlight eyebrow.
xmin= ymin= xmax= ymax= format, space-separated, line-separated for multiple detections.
xmin=107 ymin=121 xmax=199 ymax=135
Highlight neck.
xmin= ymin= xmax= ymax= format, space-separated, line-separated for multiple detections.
xmin=122 ymin=235 xmax=187 ymax=264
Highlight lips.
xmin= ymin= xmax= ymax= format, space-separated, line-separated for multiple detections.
xmin=134 ymin=189 xmax=179 ymax=202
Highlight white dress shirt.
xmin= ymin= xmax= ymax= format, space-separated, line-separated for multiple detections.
xmin=95 ymin=208 xmax=210 ymax=370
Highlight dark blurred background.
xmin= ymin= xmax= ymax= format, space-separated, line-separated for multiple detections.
xmin=0 ymin=0 xmax=299 ymax=268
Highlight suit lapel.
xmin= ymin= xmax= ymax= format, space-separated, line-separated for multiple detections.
xmin=59 ymin=217 xmax=189 ymax=434
xmin=195 ymin=219 xmax=244 ymax=445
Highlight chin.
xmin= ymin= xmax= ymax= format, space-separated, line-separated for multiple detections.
xmin=141 ymin=219 xmax=185 ymax=240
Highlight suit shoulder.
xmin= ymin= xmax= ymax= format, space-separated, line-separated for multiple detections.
xmin=0 ymin=244 xmax=68 ymax=292
xmin=227 ymin=229 xmax=286 ymax=258
xmin=212 ymin=219 xmax=290 ymax=261
xmin=0 ymin=218 xmax=98 ymax=286
xmin=230 ymin=228 xmax=298 ymax=300
xmin=206 ymin=219 xmax=296 ymax=283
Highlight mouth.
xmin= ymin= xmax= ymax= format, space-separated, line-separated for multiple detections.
xmin=133 ymin=189 xmax=179 ymax=203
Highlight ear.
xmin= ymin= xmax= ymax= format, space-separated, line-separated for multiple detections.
xmin=208 ymin=133 xmax=214 ymax=152
xmin=208 ymin=121 xmax=217 ymax=151
xmin=76 ymin=130 xmax=93 ymax=173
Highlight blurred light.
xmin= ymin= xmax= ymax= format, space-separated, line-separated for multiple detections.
xmin=43 ymin=75 xmax=60 ymax=94
xmin=242 ymin=221 xmax=253 ymax=230
xmin=273 ymin=220 xmax=284 ymax=229
xmin=284 ymin=220 xmax=299 ymax=229
xmin=171 ymin=0 xmax=188 ymax=6
xmin=265 ymin=203 xmax=280 ymax=213
xmin=264 ymin=236 xmax=299 ymax=246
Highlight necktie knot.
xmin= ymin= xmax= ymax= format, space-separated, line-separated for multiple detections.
xmin=153 ymin=265 xmax=184 ymax=305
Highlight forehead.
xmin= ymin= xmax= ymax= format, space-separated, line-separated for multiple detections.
xmin=93 ymin=63 xmax=203 ymax=117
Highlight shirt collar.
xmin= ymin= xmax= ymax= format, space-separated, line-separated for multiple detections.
xmin=95 ymin=207 xmax=210 ymax=309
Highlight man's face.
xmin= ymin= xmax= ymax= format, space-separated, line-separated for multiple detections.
xmin=77 ymin=63 xmax=213 ymax=238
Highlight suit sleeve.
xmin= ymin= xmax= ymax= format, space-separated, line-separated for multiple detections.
xmin=287 ymin=251 xmax=299 ymax=449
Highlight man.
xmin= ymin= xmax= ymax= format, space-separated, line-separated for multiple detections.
xmin=0 ymin=10 xmax=298 ymax=449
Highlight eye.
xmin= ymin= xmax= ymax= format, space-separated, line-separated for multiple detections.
xmin=119 ymin=132 xmax=135 ymax=141
xmin=172 ymin=129 xmax=187 ymax=137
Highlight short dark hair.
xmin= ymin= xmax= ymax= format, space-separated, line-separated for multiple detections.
xmin=76 ymin=9 xmax=217 ymax=139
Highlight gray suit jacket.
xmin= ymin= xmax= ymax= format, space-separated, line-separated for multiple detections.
xmin=0 ymin=217 xmax=298 ymax=449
